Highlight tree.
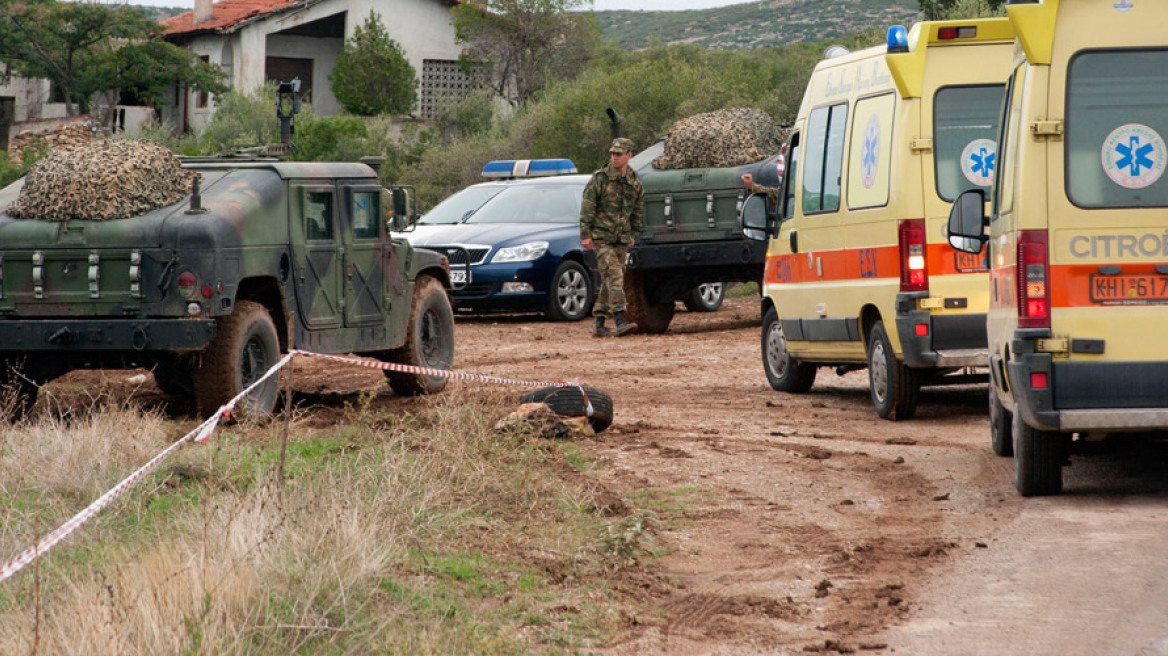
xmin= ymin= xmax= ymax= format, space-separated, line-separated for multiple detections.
xmin=919 ymin=0 xmax=1006 ymax=19
xmin=452 ymin=0 xmax=600 ymax=107
xmin=0 ymin=0 xmax=225 ymax=117
xmin=329 ymin=11 xmax=418 ymax=116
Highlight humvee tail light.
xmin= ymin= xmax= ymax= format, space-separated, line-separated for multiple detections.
xmin=915 ymin=323 xmax=929 ymax=337
xmin=899 ymin=219 xmax=929 ymax=293
xmin=1017 ymin=230 xmax=1050 ymax=329
xmin=177 ymin=271 xmax=198 ymax=300
xmin=1030 ymin=372 xmax=1048 ymax=390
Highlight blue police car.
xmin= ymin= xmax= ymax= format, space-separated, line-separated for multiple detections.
xmin=407 ymin=171 xmax=596 ymax=321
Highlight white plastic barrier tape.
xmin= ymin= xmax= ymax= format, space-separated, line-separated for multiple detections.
xmin=0 ymin=350 xmax=588 ymax=583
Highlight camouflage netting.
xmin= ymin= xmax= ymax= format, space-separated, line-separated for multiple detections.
xmin=7 ymin=139 xmax=196 ymax=222
xmin=652 ymin=108 xmax=786 ymax=170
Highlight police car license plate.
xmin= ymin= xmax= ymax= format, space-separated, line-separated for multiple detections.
xmin=450 ymin=269 xmax=468 ymax=285
xmin=1089 ymin=274 xmax=1168 ymax=304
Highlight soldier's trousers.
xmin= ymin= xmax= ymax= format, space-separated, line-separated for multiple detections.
xmin=593 ymin=244 xmax=628 ymax=318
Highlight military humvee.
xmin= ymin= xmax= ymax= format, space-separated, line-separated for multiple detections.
xmin=0 ymin=93 xmax=454 ymax=419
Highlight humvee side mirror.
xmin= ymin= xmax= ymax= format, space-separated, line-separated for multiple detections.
xmin=390 ymin=187 xmax=414 ymax=232
xmin=741 ymin=194 xmax=777 ymax=241
xmin=947 ymin=189 xmax=988 ymax=253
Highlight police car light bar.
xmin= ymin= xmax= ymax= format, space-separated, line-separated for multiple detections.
xmin=481 ymin=159 xmax=577 ymax=179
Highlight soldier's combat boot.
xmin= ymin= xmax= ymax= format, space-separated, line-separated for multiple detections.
xmin=592 ymin=316 xmax=611 ymax=338
xmin=612 ymin=311 xmax=637 ymax=336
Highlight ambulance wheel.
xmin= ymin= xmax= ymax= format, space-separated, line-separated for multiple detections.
xmin=990 ymin=386 xmax=1013 ymax=457
xmin=384 ymin=275 xmax=454 ymax=396
xmin=624 ymin=269 xmax=674 ymax=334
xmin=1013 ymin=413 xmax=1064 ymax=497
xmin=193 ymin=300 xmax=281 ymax=420
xmin=762 ymin=306 xmax=816 ymax=393
xmin=867 ymin=321 xmax=920 ymax=421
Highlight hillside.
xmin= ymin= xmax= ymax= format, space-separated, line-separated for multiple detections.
xmin=593 ymin=0 xmax=922 ymax=50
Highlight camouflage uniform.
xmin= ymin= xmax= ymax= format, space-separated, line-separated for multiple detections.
xmin=580 ymin=158 xmax=644 ymax=318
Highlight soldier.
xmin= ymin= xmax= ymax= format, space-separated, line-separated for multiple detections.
xmin=741 ymin=173 xmax=780 ymax=208
xmin=581 ymin=137 xmax=644 ymax=338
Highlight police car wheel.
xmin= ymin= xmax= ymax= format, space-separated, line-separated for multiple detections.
xmin=1012 ymin=412 xmax=1064 ymax=497
xmin=546 ymin=260 xmax=593 ymax=322
xmin=683 ymin=282 xmax=724 ymax=312
xmin=385 ymin=275 xmax=455 ymax=396
xmin=520 ymin=384 xmax=614 ymax=433
xmin=762 ymin=306 xmax=816 ymax=393
xmin=989 ymin=385 xmax=1014 ymax=457
xmin=193 ymin=300 xmax=281 ymax=420
xmin=867 ymin=321 xmax=920 ymax=421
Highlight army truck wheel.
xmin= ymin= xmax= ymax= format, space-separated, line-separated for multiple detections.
xmin=152 ymin=362 xmax=194 ymax=396
xmin=192 ymin=300 xmax=281 ymax=419
xmin=546 ymin=260 xmax=593 ymax=322
xmin=684 ymin=282 xmax=724 ymax=312
xmin=1013 ymin=413 xmax=1064 ymax=496
xmin=624 ymin=269 xmax=675 ymax=334
xmin=385 ymin=275 xmax=455 ymax=396
xmin=868 ymin=321 xmax=920 ymax=421
xmin=0 ymin=357 xmax=49 ymax=422
xmin=990 ymin=386 xmax=1014 ymax=457
xmin=762 ymin=307 xmax=816 ymax=393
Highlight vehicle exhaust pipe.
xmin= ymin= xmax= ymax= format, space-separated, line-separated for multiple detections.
xmin=606 ymin=107 xmax=623 ymax=139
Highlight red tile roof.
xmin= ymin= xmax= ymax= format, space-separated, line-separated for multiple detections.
xmin=161 ymin=0 xmax=301 ymax=36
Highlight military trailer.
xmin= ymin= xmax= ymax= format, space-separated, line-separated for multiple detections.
xmin=0 ymin=136 xmax=454 ymax=419
xmin=624 ymin=138 xmax=781 ymax=334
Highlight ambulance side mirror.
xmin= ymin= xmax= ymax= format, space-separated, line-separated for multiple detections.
xmin=947 ymin=189 xmax=988 ymax=254
xmin=741 ymin=194 xmax=777 ymax=241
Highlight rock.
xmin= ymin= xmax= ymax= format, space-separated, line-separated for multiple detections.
xmin=653 ymin=108 xmax=787 ymax=170
xmin=8 ymin=139 xmax=196 ymax=222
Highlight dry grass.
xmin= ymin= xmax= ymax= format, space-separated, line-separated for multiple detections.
xmin=0 ymin=384 xmax=650 ymax=654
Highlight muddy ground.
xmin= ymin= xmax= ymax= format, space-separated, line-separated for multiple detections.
xmin=49 ymin=296 xmax=1034 ymax=654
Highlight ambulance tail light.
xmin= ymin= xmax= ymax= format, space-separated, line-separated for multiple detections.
xmin=899 ymin=219 xmax=928 ymax=292
xmin=1017 ymin=230 xmax=1050 ymax=329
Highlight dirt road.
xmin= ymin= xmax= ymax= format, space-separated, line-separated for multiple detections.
xmin=53 ymin=295 xmax=1168 ymax=654
xmin=452 ymin=296 xmax=1168 ymax=655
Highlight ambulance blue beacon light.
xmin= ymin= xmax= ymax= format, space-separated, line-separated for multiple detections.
xmin=887 ymin=25 xmax=909 ymax=53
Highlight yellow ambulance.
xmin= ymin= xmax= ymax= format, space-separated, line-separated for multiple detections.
xmin=948 ymin=0 xmax=1168 ymax=496
xmin=741 ymin=18 xmax=1016 ymax=420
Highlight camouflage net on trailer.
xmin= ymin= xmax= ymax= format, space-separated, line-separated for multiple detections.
xmin=652 ymin=108 xmax=785 ymax=170
xmin=7 ymin=139 xmax=196 ymax=222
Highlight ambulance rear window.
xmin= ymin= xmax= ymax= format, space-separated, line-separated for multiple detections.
xmin=933 ymin=84 xmax=1005 ymax=202
xmin=1067 ymin=49 xmax=1168 ymax=209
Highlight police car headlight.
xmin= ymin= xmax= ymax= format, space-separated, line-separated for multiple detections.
xmin=492 ymin=241 xmax=549 ymax=263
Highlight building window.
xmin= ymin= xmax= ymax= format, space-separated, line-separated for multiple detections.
xmin=420 ymin=59 xmax=478 ymax=119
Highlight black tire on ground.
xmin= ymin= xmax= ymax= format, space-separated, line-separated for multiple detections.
xmin=152 ymin=361 xmax=194 ymax=396
xmin=624 ymin=269 xmax=674 ymax=334
xmin=990 ymin=385 xmax=1014 ymax=457
xmin=520 ymin=384 xmax=614 ymax=433
xmin=761 ymin=306 xmax=816 ymax=393
xmin=546 ymin=260 xmax=593 ymax=321
xmin=192 ymin=299 xmax=282 ymax=420
xmin=867 ymin=321 xmax=921 ymax=421
xmin=1013 ymin=412 xmax=1064 ymax=496
xmin=683 ymin=282 xmax=725 ymax=312
xmin=384 ymin=275 xmax=455 ymax=396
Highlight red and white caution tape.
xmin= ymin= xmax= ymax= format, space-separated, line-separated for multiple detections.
xmin=0 ymin=350 xmax=587 ymax=583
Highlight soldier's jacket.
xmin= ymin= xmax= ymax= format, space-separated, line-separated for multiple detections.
xmin=580 ymin=163 xmax=644 ymax=246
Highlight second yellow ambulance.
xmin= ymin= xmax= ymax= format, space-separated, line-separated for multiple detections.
xmin=742 ymin=18 xmax=1016 ymax=420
